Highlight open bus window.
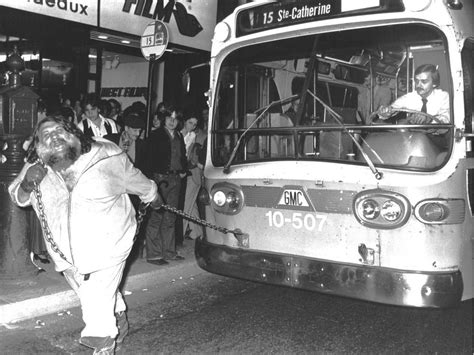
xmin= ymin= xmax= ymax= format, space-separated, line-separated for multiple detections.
xmin=212 ymin=23 xmax=453 ymax=171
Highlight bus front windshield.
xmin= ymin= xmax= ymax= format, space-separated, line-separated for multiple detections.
xmin=212 ymin=24 xmax=453 ymax=172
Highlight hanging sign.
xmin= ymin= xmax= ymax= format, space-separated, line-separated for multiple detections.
xmin=140 ymin=20 xmax=169 ymax=61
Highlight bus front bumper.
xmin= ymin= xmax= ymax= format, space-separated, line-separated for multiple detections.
xmin=195 ymin=238 xmax=463 ymax=308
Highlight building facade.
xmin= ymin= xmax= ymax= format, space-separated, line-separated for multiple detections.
xmin=0 ymin=0 xmax=223 ymax=119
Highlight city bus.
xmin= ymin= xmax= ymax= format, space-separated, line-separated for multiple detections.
xmin=194 ymin=0 xmax=473 ymax=307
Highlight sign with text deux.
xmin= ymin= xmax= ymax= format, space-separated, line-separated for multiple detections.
xmin=0 ymin=0 xmax=98 ymax=26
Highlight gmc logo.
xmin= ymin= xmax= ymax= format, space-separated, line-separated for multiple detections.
xmin=279 ymin=189 xmax=309 ymax=207
xmin=284 ymin=191 xmax=304 ymax=206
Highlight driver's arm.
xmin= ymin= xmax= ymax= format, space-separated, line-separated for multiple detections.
xmin=434 ymin=91 xmax=450 ymax=123
xmin=377 ymin=94 xmax=409 ymax=120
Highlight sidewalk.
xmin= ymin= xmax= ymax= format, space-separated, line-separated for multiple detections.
xmin=0 ymin=240 xmax=201 ymax=325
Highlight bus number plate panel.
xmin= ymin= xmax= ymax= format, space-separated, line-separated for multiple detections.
xmin=265 ymin=210 xmax=327 ymax=232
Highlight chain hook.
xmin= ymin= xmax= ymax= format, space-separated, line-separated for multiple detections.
xmin=230 ymin=228 xmax=249 ymax=248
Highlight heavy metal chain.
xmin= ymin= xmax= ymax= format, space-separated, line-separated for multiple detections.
xmin=33 ymin=184 xmax=72 ymax=264
xmin=134 ymin=201 xmax=150 ymax=240
xmin=159 ymin=204 xmax=248 ymax=247
xmin=33 ymin=185 xmax=249 ymax=261
xmin=33 ymin=186 xmax=151 ymax=264
xmin=161 ymin=204 xmax=231 ymax=234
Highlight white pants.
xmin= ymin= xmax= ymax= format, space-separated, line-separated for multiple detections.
xmin=63 ymin=261 xmax=127 ymax=338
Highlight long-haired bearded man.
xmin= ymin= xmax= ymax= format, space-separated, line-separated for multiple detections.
xmin=9 ymin=115 xmax=163 ymax=354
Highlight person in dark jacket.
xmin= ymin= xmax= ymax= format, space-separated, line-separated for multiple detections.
xmin=141 ymin=108 xmax=187 ymax=265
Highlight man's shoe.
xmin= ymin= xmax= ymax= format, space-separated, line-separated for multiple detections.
xmin=80 ymin=336 xmax=115 ymax=355
xmin=169 ymin=255 xmax=185 ymax=261
xmin=34 ymin=253 xmax=50 ymax=264
xmin=115 ymin=311 xmax=129 ymax=344
xmin=147 ymin=258 xmax=169 ymax=266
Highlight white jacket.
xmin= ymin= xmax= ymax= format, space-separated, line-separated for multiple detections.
xmin=9 ymin=139 xmax=157 ymax=274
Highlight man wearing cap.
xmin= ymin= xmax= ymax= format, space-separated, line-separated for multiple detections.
xmin=104 ymin=113 xmax=145 ymax=165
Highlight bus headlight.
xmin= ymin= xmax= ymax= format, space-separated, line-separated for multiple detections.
xmin=359 ymin=199 xmax=380 ymax=220
xmin=213 ymin=191 xmax=227 ymax=207
xmin=211 ymin=182 xmax=244 ymax=215
xmin=353 ymin=190 xmax=410 ymax=229
xmin=381 ymin=200 xmax=402 ymax=222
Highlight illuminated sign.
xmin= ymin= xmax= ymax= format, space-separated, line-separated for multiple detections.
xmin=101 ymin=0 xmax=217 ymax=51
xmin=0 ymin=0 xmax=216 ymax=51
xmin=236 ymin=0 xmax=404 ymax=37
xmin=0 ymin=0 xmax=97 ymax=26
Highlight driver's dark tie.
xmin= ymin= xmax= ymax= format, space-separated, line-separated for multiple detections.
xmin=421 ymin=98 xmax=427 ymax=113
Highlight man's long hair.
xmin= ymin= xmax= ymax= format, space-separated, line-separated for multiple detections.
xmin=26 ymin=115 xmax=94 ymax=164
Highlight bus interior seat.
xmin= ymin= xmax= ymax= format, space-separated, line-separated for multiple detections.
xmin=318 ymin=107 xmax=356 ymax=159
xmin=328 ymin=107 xmax=359 ymax=124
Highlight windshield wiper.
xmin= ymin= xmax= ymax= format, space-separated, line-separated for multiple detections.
xmin=223 ymin=94 xmax=299 ymax=174
xmin=307 ymin=89 xmax=383 ymax=181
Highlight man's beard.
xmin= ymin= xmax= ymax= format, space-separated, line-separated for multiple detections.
xmin=36 ymin=135 xmax=81 ymax=171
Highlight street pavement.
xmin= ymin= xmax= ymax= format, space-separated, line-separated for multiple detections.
xmin=0 ymin=240 xmax=200 ymax=326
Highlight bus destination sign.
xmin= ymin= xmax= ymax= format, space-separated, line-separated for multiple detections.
xmin=236 ymin=0 xmax=404 ymax=37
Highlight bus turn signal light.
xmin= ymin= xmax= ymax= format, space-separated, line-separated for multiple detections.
xmin=353 ymin=190 xmax=410 ymax=229
xmin=414 ymin=199 xmax=465 ymax=225
xmin=417 ymin=202 xmax=448 ymax=222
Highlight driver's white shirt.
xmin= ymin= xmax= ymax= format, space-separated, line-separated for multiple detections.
xmin=391 ymin=88 xmax=450 ymax=123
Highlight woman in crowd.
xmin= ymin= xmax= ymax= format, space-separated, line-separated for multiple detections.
xmin=181 ymin=112 xmax=204 ymax=241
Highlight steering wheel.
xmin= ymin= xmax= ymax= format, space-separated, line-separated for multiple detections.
xmin=368 ymin=107 xmax=442 ymax=125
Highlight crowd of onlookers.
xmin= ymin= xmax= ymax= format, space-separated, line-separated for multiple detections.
xmin=30 ymin=92 xmax=209 ymax=267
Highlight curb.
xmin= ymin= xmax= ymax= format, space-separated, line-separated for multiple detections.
xmin=0 ymin=290 xmax=79 ymax=326
xmin=0 ymin=260 xmax=203 ymax=325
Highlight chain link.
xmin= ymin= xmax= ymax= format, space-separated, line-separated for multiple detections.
xmin=134 ymin=201 xmax=150 ymax=240
xmin=33 ymin=184 xmax=72 ymax=264
xmin=160 ymin=204 xmax=232 ymax=234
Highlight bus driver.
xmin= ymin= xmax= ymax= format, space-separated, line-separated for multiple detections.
xmin=377 ymin=64 xmax=450 ymax=124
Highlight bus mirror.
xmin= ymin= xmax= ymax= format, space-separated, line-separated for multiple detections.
xmin=181 ymin=62 xmax=210 ymax=94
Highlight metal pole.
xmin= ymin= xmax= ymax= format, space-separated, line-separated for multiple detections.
xmin=0 ymin=135 xmax=37 ymax=278
xmin=145 ymin=53 xmax=156 ymax=139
